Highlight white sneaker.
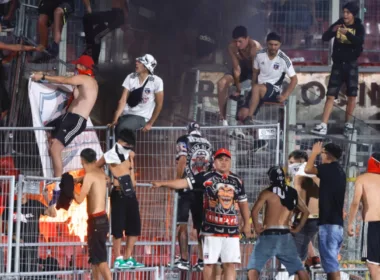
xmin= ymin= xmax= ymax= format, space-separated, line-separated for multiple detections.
xmin=343 ymin=123 xmax=356 ymax=138
xmin=311 ymin=123 xmax=327 ymax=135
xmin=230 ymin=128 xmax=245 ymax=139
xmin=219 ymin=119 xmax=229 ymax=126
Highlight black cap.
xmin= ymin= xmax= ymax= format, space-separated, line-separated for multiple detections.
xmin=266 ymin=32 xmax=282 ymax=43
xmin=118 ymin=129 xmax=136 ymax=147
xmin=343 ymin=1 xmax=359 ymax=16
xmin=324 ymin=143 xmax=342 ymax=160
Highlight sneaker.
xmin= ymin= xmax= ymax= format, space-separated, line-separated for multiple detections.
xmin=177 ymin=259 xmax=190 ymax=271
xmin=219 ymin=119 xmax=228 ymax=126
xmin=343 ymin=123 xmax=356 ymax=138
xmin=311 ymin=123 xmax=327 ymax=135
xmin=252 ymin=140 xmax=268 ymax=153
xmin=311 ymin=256 xmax=321 ymax=268
xmin=229 ymin=128 xmax=245 ymax=139
xmin=193 ymin=259 xmax=204 ymax=271
xmin=243 ymin=116 xmax=255 ymax=125
xmin=113 ymin=258 xmax=124 ymax=269
xmin=167 ymin=255 xmax=181 ymax=267
xmin=119 ymin=257 xmax=145 ymax=269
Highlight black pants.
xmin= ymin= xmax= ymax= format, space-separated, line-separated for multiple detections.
xmin=0 ymin=63 xmax=10 ymax=115
xmin=83 ymin=8 xmax=125 ymax=64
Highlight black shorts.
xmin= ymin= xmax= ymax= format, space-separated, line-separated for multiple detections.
xmin=327 ymin=61 xmax=359 ymax=98
xmin=38 ymin=0 xmax=74 ymax=26
xmin=235 ymin=92 xmax=251 ymax=120
xmin=111 ymin=188 xmax=141 ymax=238
xmin=293 ymin=218 xmax=318 ymax=261
xmin=361 ymin=221 xmax=380 ymax=265
xmin=87 ymin=213 xmax=109 ymax=265
xmin=46 ymin=112 xmax=87 ymax=147
xmin=177 ymin=191 xmax=203 ymax=231
xmin=253 ymin=83 xmax=281 ymax=116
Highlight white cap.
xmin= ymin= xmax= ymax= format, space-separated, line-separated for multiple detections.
xmin=136 ymin=54 xmax=157 ymax=74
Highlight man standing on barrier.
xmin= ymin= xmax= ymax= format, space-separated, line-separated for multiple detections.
xmin=305 ymin=142 xmax=346 ymax=280
xmin=32 ymin=55 xmax=98 ymax=215
xmin=74 ymin=148 xmax=111 ymax=280
xmin=288 ymin=150 xmax=321 ymax=269
xmin=217 ymin=25 xmax=261 ymax=127
xmin=152 ymin=148 xmax=252 ymax=280
xmin=174 ymin=121 xmax=213 ymax=271
xmin=247 ymin=166 xmax=309 ymax=280
xmin=244 ymin=32 xmax=298 ymax=123
xmin=348 ymin=153 xmax=380 ymax=280
xmin=109 ymin=54 xmax=164 ymax=135
xmin=96 ymin=129 xmax=144 ymax=269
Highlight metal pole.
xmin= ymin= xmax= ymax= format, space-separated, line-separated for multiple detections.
xmin=170 ymin=192 xmax=179 ymax=268
xmin=192 ymin=69 xmax=200 ymax=122
xmin=5 ymin=176 xmax=15 ymax=274
xmin=275 ymin=123 xmax=280 ymax=165
xmin=58 ymin=24 xmax=67 ymax=75
xmin=282 ymin=102 xmax=288 ymax=166
xmin=329 ymin=0 xmax=340 ymax=65
xmin=15 ymin=178 xmax=23 ymax=274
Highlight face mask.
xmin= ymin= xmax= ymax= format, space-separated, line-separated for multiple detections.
xmin=76 ymin=68 xmax=94 ymax=77
xmin=288 ymin=163 xmax=303 ymax=177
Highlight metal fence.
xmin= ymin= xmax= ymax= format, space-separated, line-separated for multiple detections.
xmin=0 ymin=124 xmax=282 ymax=279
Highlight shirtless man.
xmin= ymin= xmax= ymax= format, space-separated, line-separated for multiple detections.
xmin=288 ymin=150 xmax=321 ymax=268
xmin=247 ymin=166 xmax=309 ymax=280
xmin=217 ymin=25 xmax=261 ymax=126
xmin=348 ymin=153 xmax=380 ymax=280
xmin=96 ymin=129 xmax=144 ymax=269
xmin=32 ymin=55 xmax=98 ymax=178
xmin=74 ymin=148 xmax=111 ymax=280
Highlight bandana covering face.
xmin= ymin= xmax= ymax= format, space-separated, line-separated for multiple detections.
xmin=267 ymin=166 xmax=298 ymax=211
xmin=104 ymin=143 xmax=132 ymax=164
xmin=288 ymin=163 xmax=303 ymax=177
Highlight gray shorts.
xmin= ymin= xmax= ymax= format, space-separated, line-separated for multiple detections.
xmin=293 ymin=218 xmax=318 ymax=261
xmin=115 ymin=114 xmax=146 ymax=137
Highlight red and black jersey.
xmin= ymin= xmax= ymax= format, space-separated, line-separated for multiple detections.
xmin=187 ymin=171 xmax=247 ymax=237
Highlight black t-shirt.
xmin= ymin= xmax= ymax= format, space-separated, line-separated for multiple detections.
xmin=317 ymin=161 xmax=346 ymax=226
xmin=176 ymin=133 xmax=213 ymax=193
xmin=188 ymin=171 xmax=247 ymax=237
xmin=2 ymin=199 xmax=46 ymax=243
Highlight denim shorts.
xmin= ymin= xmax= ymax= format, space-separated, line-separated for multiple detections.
xmin=247 ymin=232 xmax=304 ymax=276
xmin=318 ymin=224 xmax=343 ymax=273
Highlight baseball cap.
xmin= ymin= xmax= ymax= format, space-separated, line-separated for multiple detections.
xmin=72 ymin=55 xmax=95 ymax=70
xmin=214 ymin=148 xmax=231 ymax=159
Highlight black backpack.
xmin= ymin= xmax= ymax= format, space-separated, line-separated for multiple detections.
xmin=127 ymin=77 xmax=150 ymax=108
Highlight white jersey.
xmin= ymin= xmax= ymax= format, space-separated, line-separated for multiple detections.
xmin=122 ymin=73 xmax=164 ymax=121
xmin=254 ymin=49 xmax=296 ymax=88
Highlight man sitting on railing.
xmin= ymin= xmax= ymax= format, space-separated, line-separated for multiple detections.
xmin=32 ymin=0 xmax=92 ymax=63
xmin=96 ymin=128 xmax=144 ymax=269
xmin=31 ymin=55 xmax=98 ymax=214
xmin=243 ymin=32 xmax=298 ymax=124
xmin=109 ymin=54 xmax=164 ymax=135
xmin=217 ymin=25 xmax=261 ymax=127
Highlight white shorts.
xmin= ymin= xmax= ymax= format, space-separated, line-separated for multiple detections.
xmin=203 ymin=236 xmax=241 ymax=264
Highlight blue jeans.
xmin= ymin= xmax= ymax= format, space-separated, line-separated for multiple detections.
xmin=318 ymin=224 xmax=343 ymax=273
xmin=247 ymin=232 xmax=304 ymax=276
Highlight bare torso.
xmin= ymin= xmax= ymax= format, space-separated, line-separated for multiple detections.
xmin=295 ymin=176 xmax=319 ymax=216
xmin=358 ymin=173 xmax=380 ymax=222
xmin=263 ymin=190 xmax=293 ymax=228
xmin=110 ymin=160 xmax=133 ymax=187
xmin=68 ymin=76 xmax=98 ymax=119
xmin=229 ymin=39 xmax=262 ymax=63
xmin=86 ymin=170 xmax=107 ymax=215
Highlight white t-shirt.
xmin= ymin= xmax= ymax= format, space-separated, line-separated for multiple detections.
xmin=122 ymin=73 xmax=164 ymax=121
xmin=254 ymin=49 xmax=296 ymax=87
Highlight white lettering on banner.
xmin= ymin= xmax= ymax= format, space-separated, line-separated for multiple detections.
xmin=28 ymin=79 xmax=103 ymax=177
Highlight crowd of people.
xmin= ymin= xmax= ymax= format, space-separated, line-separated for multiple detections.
xmin=0 ymin=0 xmax=377 ymax=279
